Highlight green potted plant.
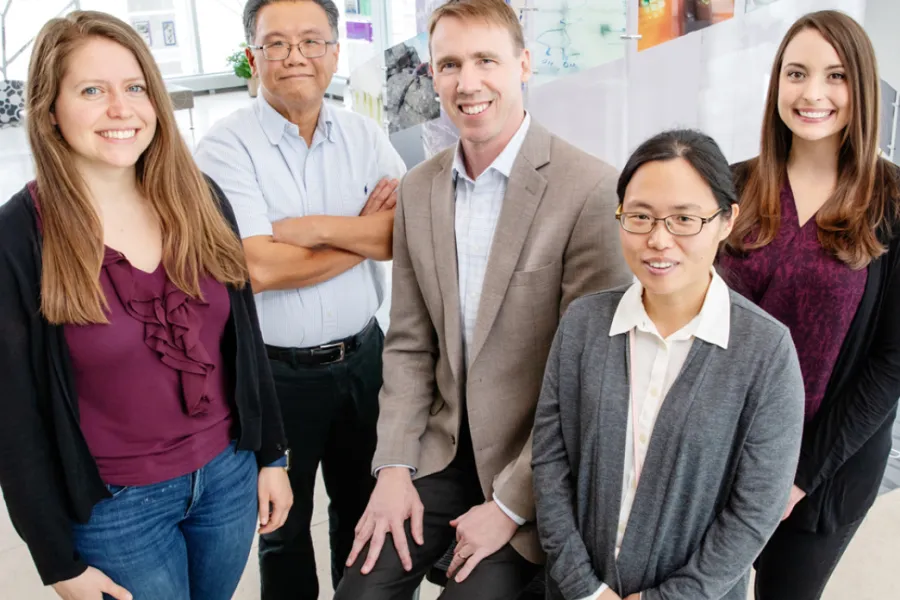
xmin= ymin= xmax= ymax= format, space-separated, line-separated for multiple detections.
xmin=227 ymin=43 xmax=259 ymax=97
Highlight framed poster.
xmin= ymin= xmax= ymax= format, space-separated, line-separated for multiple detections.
xmin=638 ymin=0 xmax=736 ymax=52
xmin=162 ymin=20 xmax=177 ymax=47
xmin=132 ymin=20 xmax=151 ymax=46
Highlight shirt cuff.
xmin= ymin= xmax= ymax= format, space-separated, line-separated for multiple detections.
xmin=576 ymin=583 xmax=609 ymax=600
xmin=492 ymin=493 xmax=527 ymax=526
xmin=266 ymin=455 xmax=287 ymax=468
xmin=374 ymin=464 xmax=416 ymax=477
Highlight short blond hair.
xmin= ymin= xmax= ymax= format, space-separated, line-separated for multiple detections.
xmin=428 ymin=0 xmax=525 ymax=52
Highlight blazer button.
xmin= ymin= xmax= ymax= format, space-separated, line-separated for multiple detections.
xmin=450 ymin=434 xmax=456 ymax=445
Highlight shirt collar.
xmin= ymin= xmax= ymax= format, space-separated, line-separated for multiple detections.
xmin=609 ymin=268 xmax=731 ymax=349
xmin=451 ymin=112 xmax=531 ymax=183
xmin=256 ymin=93 xmax=334 ymax=146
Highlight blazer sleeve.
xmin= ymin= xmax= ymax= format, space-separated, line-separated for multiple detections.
xmin=794 ymin=252 xmax=900 ymax=493
xmin=206 ymin=176 xmax=287 ymax=465
xmin=560 ymin=165 xmax=632 ymax=315
xmin=642 ymin=331 xmax=805 ymax=600
xmin=371 ymin=178 xmax=439 ymax=471
xmin=0 ymin=249 xmax=88 ymax=585
xmin=532 ymin=315 xmax=605 ymax=599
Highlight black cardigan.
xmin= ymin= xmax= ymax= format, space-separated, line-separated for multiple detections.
xmin=0 ymin=181 xmax=288 ymax=585
xmin=729 ymin=160 xmax=900 ymax=533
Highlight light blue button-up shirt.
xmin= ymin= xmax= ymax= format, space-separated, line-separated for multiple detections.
xmin=195 ymin=95 xmax=406 ymax=348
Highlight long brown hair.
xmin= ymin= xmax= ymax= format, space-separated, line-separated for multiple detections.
xmin=27 ymin=10 xmax=248 ymax=325
xmin=726 ymin=10 xmax=899 ymax=269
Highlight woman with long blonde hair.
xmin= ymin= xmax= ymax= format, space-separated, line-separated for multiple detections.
xmin=0 ymin=11 xmax=292 ymax=600
xmin=719 ymin=10 xmax=900 ymax=599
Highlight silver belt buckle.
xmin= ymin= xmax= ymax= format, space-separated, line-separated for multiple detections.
xmin=318 ymin=341 xmax=346 ymax=364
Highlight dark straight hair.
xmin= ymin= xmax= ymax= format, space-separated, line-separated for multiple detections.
xmin=243 ymin=0 xmax=340 ymax=43
xmin=617 ymin=129 xmax=738 ymax=213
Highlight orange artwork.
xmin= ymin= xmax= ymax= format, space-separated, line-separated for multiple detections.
xmin=638 ymin=0 xmax=735 ymax=52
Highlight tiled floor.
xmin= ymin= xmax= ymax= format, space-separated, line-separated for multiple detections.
xmin=1 ymin=90 xmax=898 ymax=599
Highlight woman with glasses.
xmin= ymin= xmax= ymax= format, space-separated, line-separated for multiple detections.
xmin=532 ymin=129 xmax=805 ymax=600
xmin=718 ymin=11 xmax=900 ymax=600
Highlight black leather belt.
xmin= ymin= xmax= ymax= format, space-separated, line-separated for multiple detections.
xmin=265 ymin=319 xmax=376 ymax=366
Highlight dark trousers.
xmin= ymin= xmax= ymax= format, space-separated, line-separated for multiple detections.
xmin=754 ymin=517 xmax=864 ymax=600
xmin=334 ymin=419 xmax=540 ymax=600
xmin=259 ymin=324 xmax=384 ymax=600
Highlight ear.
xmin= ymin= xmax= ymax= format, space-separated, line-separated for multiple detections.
xmin=246 ymin=46 xmax=258 ymax=78
xmin=520 ymin=47 xmax=532 ymax=84
xmin=720 ymin=203 xmax=740 ymax=241
xmin=50 ymin=109 xmax=58 ymax=126
xmin=332 ymin=41 xmax=341 ymax=75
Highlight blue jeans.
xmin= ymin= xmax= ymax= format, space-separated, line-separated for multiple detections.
xmin=71 ymin=442 xmax=258 ymax=600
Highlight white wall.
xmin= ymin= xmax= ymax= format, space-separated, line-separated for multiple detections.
xmin=864 ymin=0 xmax=900 ymax=89
xmin=528 ymin=0 xmax=867 ymax=169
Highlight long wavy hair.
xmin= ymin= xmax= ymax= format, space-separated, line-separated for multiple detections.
xmin=726 ymin=10 xmax=899 ymax=269
xmin=27 ymin=11 xmax=248 ymax=325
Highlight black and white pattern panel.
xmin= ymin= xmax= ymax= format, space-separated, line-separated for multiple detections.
xmin=0 ymin=80 xmax=25 ymax=128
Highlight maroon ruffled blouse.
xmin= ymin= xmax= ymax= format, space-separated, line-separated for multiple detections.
xmin=64 ymin=247 xmax=234 ymax=486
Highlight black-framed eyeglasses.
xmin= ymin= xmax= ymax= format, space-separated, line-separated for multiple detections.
xmin=615 ymin=205 xmax=725 ymax=236
xmin=250 ymin=39 xmax=337 ymax=60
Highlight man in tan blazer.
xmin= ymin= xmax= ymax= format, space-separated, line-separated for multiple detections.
xmin=335 ymin=1 xmax=630 ymax=598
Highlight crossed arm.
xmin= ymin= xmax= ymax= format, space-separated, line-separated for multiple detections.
xmin=245 ymin=178 xmax=399 ymax=293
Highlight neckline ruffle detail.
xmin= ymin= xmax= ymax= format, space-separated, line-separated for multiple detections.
xmin=103 ymin=247 xmax=214 ymax=417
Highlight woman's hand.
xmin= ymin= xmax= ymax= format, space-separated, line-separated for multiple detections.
xmin=258 ymin=466 xmax=293 ymax=535
xmin=52 ymin=566 xmax=132 ymax=600
xmin=781 ymin=484 xmax=807 ymax=521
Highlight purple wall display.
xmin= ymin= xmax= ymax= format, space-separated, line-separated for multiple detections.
xmin=346 ymin=20 xmax=373 ymax=42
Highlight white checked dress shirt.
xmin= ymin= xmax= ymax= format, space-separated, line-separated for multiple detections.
xmin=452 ymin=112 xmax=532 ymax=524
xmin=577 ymin=269 xmax=732 ymax=600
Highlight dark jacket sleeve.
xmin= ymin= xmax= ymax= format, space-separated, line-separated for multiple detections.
xmin=794 ymin=239 xmax=900 ymax=493
xmin=205 ymin=176 xmax=287 ymax=466
xmin=0 ymin=242 xmax=88 ymax=585
xmin=532 ymin=314 xmax=605 ymax=599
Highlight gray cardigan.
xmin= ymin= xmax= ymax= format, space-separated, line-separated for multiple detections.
xmin=532 ymin=286 xmax=805 ymax=600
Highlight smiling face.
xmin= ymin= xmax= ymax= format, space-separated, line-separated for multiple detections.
xmin=249 ymin=0 xmax=339 ymax=113
xmin=777 ymin=28 xmax=851 ymax=144
xmin=429 ymin=16 xmax=530 ymax=152
xmin=51 ymin=36 xmax=157 ymax=174
xmin=619 ymin=157 xmax=737 ymax=304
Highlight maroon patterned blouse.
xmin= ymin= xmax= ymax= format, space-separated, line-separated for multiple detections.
xmin=718 ymin=183 xmax=867 ymax=420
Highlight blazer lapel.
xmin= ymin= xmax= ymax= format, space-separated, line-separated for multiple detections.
xmin=468 ymin=123 xmax=551 ymax=364
xmin=431 ymin=158 xmax=465 ymax=384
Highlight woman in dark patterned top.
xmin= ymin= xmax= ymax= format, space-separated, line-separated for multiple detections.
xmin=718 ymin=11 xmax=900 ymax=600
xmin=0 ymin=11 xmax=292 ymax=600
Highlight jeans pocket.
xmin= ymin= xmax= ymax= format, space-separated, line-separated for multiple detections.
xmin=105 ymin=483 xmax=130 ymax=499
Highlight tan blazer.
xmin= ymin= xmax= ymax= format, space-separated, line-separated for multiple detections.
xmin=374 ymin=121 xmax=631 ymax=563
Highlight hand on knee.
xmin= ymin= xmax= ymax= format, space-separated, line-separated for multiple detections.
xmin=447 ymin=501 xmax=519 ymax=584
xmin=345 ymin=467 xmax=424 ymax=575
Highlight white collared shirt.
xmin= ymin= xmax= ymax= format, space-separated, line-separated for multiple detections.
xmin=578 ymin=269 xmax=731 ymax=600
xmin=195 ymin=95 xmax=407 ymax=347
xmin=454 ymin=112 xmax=531 ymax=525
xmin=452 ymin=112 xmax=531 ymax=360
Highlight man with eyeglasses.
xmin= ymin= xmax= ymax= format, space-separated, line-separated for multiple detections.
xmin=194 ymin=1 xmax=406 ymax=599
